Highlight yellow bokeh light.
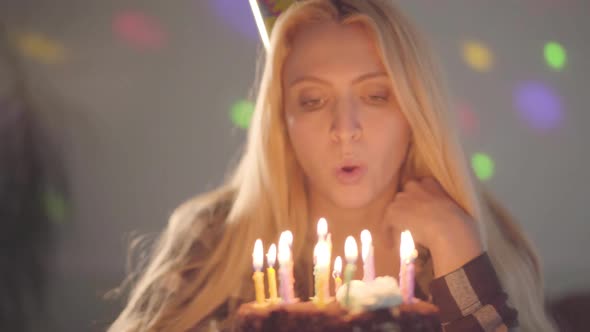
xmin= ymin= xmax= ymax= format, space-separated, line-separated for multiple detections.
xmin=15 ymin=32 xmax=65 ymax=64
xmin=462 ymin=41 xmax=493 ymax=72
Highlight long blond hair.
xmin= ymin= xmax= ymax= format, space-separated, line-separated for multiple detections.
xmin=109 ymin=1 xmax=555 ymax=331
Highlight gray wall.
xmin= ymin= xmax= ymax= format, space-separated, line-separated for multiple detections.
xmin=0 ymin=0 xmax=588 ymax=331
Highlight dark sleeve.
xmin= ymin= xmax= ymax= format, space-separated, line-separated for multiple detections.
xmin=429 ymin=253 xmax=518 ymax=332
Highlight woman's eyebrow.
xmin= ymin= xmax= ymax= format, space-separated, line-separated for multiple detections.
xmin=288 ymin=75 xmax=330 ymax=88
xmin=351 ymin=71 xmax=389 ymax=84
xmin=288 ymin=71 xmax=389 ymax=88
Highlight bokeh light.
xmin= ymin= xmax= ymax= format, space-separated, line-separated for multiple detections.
xmin=544 ymin=41 xmax=567 ymax=70
xmin=230 ymin=100 xmax=255 ymax=129
xmin=208 ymin=0 xmax=259 ymax=40
xmin=15 ymin=32 xmax=65 ymax=64
xmin=113 ymin=11 xmax=166 ymax=50
xmin=455 ymin=101 xmax=480 ymax=136
xmin=514 ymin=81 xmax=563 ymax=132
xmin=462 ymin=41 xmax=494 ymax=72
xmin=44 ymin=187 xmax=68 ymax=224
xmin=471 ymin=153 xmax=495 ymax=181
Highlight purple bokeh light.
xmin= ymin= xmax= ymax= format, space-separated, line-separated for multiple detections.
xmin=513 ymin=81 xmax=564 ymax=132
xmin=207 ymin=0 xmax=259 ymax=41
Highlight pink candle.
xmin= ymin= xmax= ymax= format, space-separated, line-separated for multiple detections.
xmin=278 ymin=231 xmax=295 ymax=303
xmin=399 ymin=230 xmax=417 ymax=303
xmin=360 ymin=230 xmax=375 ymax=282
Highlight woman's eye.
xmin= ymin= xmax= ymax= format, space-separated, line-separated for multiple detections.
xmin=370 ymin=95 xmax=388 ymax=101
xmin=300 ymin=98 xmax=325 ymax=110
xmin=366 ymin=94 xmax=390 ymax=104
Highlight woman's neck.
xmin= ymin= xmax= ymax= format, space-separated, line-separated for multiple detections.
xmin=307 ymin=181 xmax=399 ymax=252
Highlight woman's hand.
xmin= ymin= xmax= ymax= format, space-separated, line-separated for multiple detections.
xmin=382 ymin=177 xmax=484 ymax=277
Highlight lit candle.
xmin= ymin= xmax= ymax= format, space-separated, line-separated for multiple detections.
xmin=317 ymin=218 xmax=328 ymax=241
xmin=343 ymin=236 xmax=358 ymax=306
xmin=399 ymin=230 xmax=417 ymax=304
xmin=278 ymin=231 xmax=295 ymax=303
xmin=315 ymin=218 xmax=332 ymax=297
xmin=360 ymin=229 xmax=375 ymax=282
xmin=333 ymin=256 xmax=342 ymax=294
xmin=282 ymin=230 xmax=293 ymax=247
xmin=314 ymin=241 xmax=330 ymax=307
xmin=313 ymin=242 xmax=320 ymax=297
xmin=252 ymin=239 xmax=266 ymax=305
xmin=266 ymin=243 xmax=278 ymax=303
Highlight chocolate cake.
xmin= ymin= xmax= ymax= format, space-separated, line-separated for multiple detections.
xmin=235 ymin=300 xmax=441 ymax=332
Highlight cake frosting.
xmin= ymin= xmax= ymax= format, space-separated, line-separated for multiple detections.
xmin=336 ymin=276 xmax=404 ymax=313
xmin=235 ymin=276 xmax=441 ymax=331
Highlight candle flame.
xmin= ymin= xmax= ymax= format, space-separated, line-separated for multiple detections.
xmin=333 ymin=256 xmax=342 ymax=276
xmin=267 ymin=243 xmax=277 ymax=267
xmin=344 ymin=236 xmax=358 ymax=263
xmin=253 ymin=239 xmax=264 ymax=271
xmin=317 ymin=218 xmax=328 ymax=238
xmin=315 ymin=241 xmax=330 ymax=268
xmin=400 ymin=230 xmax=416 ymax=263
xmin=248 ymin=0 xmax=270 ymax=50
xmin=278 ymin=237 xmax=291 ymax=265
xmin=360 ymin=229 xmax=372 ymax=261
xmin=280 ymin=230 xmax=293 ymax=247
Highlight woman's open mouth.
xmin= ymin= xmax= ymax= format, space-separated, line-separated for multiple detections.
xmin=334 ymin=164 xmax=366 ymax=185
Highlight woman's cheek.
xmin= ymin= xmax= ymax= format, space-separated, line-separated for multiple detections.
xmin=286 ymin=112 xmax=295 ymax=128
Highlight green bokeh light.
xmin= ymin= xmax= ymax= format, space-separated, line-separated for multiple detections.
xmin=44 ymin=187 xmax=68 ymax=224
xmin=230 ymin=100 xmax=254 ymax=129
xmin=471 ymin=153 xmax=495 ymax=181
xmin=544 ymin=42 xmax=567 ymax=70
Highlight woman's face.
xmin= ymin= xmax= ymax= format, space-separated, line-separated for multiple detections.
xmin=283 ymin=22 xmax=411 ymax=209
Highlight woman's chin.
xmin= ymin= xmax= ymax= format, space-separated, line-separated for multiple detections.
xmin=329 ymin=191 xmax=374 ymax=210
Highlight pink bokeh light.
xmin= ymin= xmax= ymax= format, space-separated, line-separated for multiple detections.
xmin=455 ymin=101 xmax=480 ymax=136
xmin=113 ymin=11 xmax=166 ymax=50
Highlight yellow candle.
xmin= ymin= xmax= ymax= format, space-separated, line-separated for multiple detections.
xmin=252 ymin=239 xmax=265 ymax=305
xmin=335 ymin=276 xmax=342 ymax=293
xmin=333 ymin=256 xmax=343 ymax=294
xmin=316 ymin=274 xmax=326 ymax=307
xmin=266 ymin=243 xmax=278 ymax=303
xmin=314 ymin=241 xmax=330 ymax=307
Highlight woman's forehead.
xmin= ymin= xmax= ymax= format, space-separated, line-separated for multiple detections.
xmin=283 ymin=22 xmax=384 ymax=82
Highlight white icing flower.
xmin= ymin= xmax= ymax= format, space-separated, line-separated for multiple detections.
xmin=336 ymin=276 xmax=403 ymax=313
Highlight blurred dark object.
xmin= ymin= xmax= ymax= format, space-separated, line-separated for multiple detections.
xmin=548 ymin=292 xmax=590 ymax=332
xmin=0 ymin=23 xmax=66 ymax=331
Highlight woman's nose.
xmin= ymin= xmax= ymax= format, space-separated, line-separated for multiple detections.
xmin=330 ymin=97 xmax=362 ymax=143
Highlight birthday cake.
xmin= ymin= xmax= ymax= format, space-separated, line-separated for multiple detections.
xmin=235 ymin=277 xmax=441 ymax=332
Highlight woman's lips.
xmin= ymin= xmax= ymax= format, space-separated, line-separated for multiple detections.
xmin=334 ymin=164 xmax=366 ymax=185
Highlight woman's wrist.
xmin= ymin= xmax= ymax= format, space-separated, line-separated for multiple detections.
xmin=429 ymin=213 xmax=484 ymax=278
